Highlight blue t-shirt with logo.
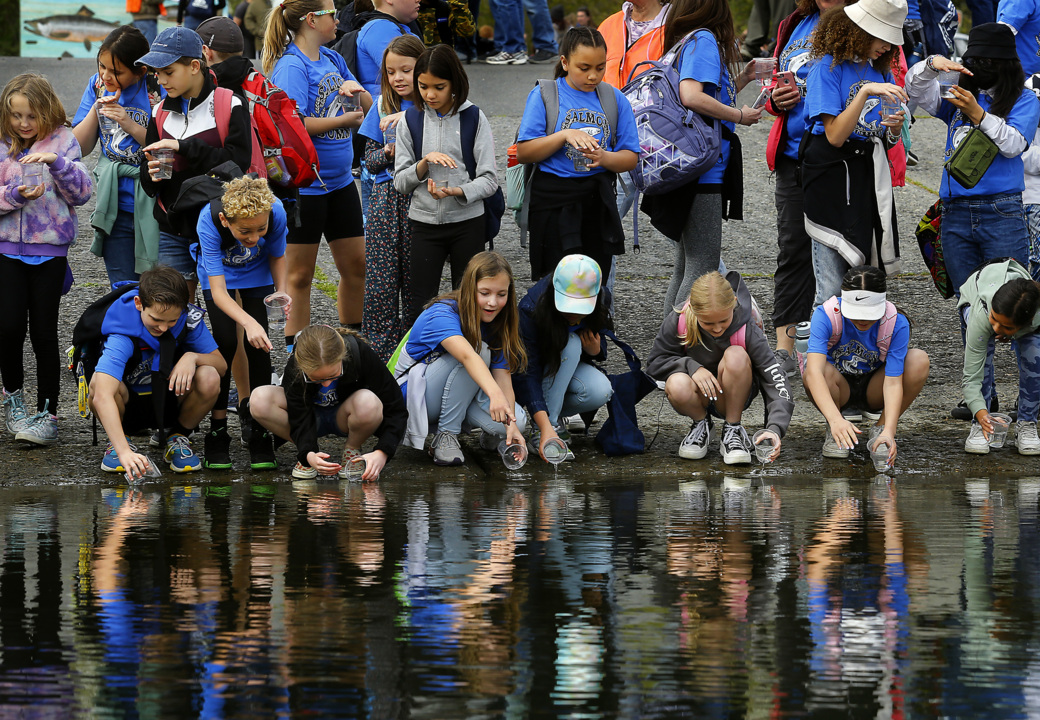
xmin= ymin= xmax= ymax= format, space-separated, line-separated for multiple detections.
xmin=807 ymin=301 xmax=910 ymax=377
xmin=777 ymin=13 xmax=820 ymax=159
xmin=406 ymin=300 xmax=508 ymax=370
xmin=271 ymin=44 xmax=358 ymax=194
xmin=358 ymin=97 xmax=414 ymax=184
xmin=195 ymin=199 xmax=288 ymax=291
xmin=517 ymin=77 xmax=639 ymax=179
xmin=676 ymin=29 xmax=734 ymax=185
xmin=937 ymin=88 xmax=1040 ymax=199
xmin=355 ymin=19 xmax=417 ymax=97
xmin=807 ymin=55 xmax=892 ymax=142
xmin=998 ymin=0 xmax=1040 ymax=75
xmin=73 ymin=74 xmax=156 ymax=212
xmin=314 ymin=382 xmax=339 ymax=408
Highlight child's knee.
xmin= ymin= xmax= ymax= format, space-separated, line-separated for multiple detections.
xmin=665 ymin=372 xmax=695 ymax=403
xmin=905 ymin=349 xmax=930 ymax=384
xmin=513 ymin=405 xmax=528 ymax=434
xmin=721 ymin=345 xmax=751 ymax=375
xmin=249 ymin=385 xmax=279 ymax=418
xmin=350 ymin=389 xmax=384 ymax=425
xmin=193 ymin=366 xmax=221 ymax=399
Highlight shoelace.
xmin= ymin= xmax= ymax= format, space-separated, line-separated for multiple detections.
xmin=685 ymin=421 xmax=709 ymax=445
xmin=21 ymin=400 xmax=51 ymax=431
xmin=722 ymin=424 xmax=750 ymax=452
xmin=1020 ymin=423 xmax=1039 ymax=441
xmin=107 ymin=440 xmax=138 ymax=455
xmin=166 ymin=435 xmax=192 ymax=458
xmin=2 ymin=392 xmax=27 ymax=423
xmin=437 ymin=433 xmax=461 ymax=450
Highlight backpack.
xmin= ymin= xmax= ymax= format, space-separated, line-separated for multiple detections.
xmin=165 ymin=160 xmax=245 ymax=241
xmin=676 ymin=297 xmax=765 ymax=348
xmin=238 ymin=70 xmax=321 ymax=190
xmin=332 ymin=12 xmax=407 ymax=79
xmin=68 ymin=283 xmax=202 ymax=446
xmin=622 ymin=31 xmax=722 ymax=195
xmin=404 ymin=105 xmax=506 ymax=246
xmin=795 ymin=296 xmax=901 ymax=375
xmin=508 ymin=79 xmax=618 ymax=248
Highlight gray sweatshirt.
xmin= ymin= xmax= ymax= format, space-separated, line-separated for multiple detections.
xmin=393 ymin=100 xmax=499 ymax=225
xmin=645 ymin=271 xmax=795 ymax=438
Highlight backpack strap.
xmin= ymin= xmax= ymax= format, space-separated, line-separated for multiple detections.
xmin=213 ymin=86 xmax=234 ymax=145
xmin=677 ymin=301 xmax=687 ymax=338
xmin=594 ymin=83 xmax=618 ymax=150
xmin=821 ymin=295 xmax=844 ymax=351
xmin=404 ymin=106 xmax=425 ymax=161
xmin=459 ymin=105 xmax=479 ymax=180
xmin=730 ymin=323 xmax=747 ymax=349
xmin=877 ymin=301 xmax=899 ymax=361
xmin=518 ymin=79 xmax=561 ymax=249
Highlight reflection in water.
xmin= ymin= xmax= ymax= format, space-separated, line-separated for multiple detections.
xmin=1 ymin=475 xmax=1040 ymax=716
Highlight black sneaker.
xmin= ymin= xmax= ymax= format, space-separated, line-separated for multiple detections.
xmin=952 ymin=396 xmax=1008 ymax=421
xmin=529 ymin=48 xmax=556 ymax=63
xmin=249 ymin=421 xmax=277 ymax=470
xmin=203 ymin=426 xmax=233 ymax=470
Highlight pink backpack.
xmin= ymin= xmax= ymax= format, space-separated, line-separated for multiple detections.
xmin=676 ymin=298 xmax=764 ymax=349
xmin=796 ymin=295 xmax=899 ymax=374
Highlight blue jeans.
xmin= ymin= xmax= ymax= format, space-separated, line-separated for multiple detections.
xmin=158 ymin=231 xmax=198 ymax=281
xmin=489 ymin=0 xmax=557 ymax=53
xmin=132 ymin=19 xmax=157 ymax=44
xmin=1025 ymin=203 xmax=1040 ymax=282
xmin=811 ymin=239 xmax=849 ymax=308
xmin=102 ymin=211 xmax=140 ymax=288
xmin=424 ymin=343 xmax=529 ymax=436
xmin=960 ymin=305 xmax=1040 ymax=422
xmin=941 ymin=193 xmax=1029 ymax=296
xmin=540 ymin=333 xmax=613 ymax=426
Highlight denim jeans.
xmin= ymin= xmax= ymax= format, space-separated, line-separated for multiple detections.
xmin=941 ymin=193 xmax=1029 ymax=296
xmin=540 ymin=333 xmax=613 ymax=426
xmin=811 ymin=239 xmax=848 ymax=308
xmin=102 ymin=211 xmax=140 ymax=288
xmin=960 ymin=305 xmax=1040 ymax=422
xmin=158 ymin=231 xmax=198 ymax=281
xmin=489 ymin=0 xmax=557 ymax=53
xmin=132 ymin=19 xmax=157 ymax=44
xmin=1025 ymin=203 xmax=1040 ymax=282
xmin=424 ymin=343 xmax=529 ymax=436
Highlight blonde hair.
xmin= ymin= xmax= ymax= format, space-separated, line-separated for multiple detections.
xmin=220 ymin=176 xmax=276 ymax=221
xmin=293 ymin=325 xmax=358 ymax=378
xmin=679 ymin=272 xmax=736 ymax=349
xmin=261 ymin=0 xmax=328 ymax=75
xmin=1 ymin=74 xmax=69 ymax=156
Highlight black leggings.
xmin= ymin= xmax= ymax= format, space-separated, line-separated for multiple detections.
xmin=0 ymin=256 xmax=65 ymax=413
xmin=406 ymin=215 xmax=484 ymax=327
xmin=203 ymin=288 xmax=273 ymax=412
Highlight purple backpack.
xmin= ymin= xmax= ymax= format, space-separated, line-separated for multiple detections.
xmin=622 ymin=31 xmax=722 ymax=195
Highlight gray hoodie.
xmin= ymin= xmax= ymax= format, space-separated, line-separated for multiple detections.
xmin=393 ymin=100 xmax=499 ymax=225
xmin=646 ymin=271 xmax=795 ymax=438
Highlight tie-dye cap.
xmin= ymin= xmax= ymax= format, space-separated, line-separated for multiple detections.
xmin=553 ymin=254 xmax=602 ymax=315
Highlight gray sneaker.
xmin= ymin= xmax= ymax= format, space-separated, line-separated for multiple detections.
xmin=431 ymin=431 xmax=465 ymax=465
xmin=485 ymin=50 xmax=528 ymax=65
xmin=1 ymin=387 xmax=29 ymax=435
xmin=15 ymin=402 xmax=58 ymax=446
xmin=478 ymin=430 xmax=500 ymax=451
xmin=774 ymin=349 xmax=797 ymax=378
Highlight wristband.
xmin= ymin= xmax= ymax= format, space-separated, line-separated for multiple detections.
xmin=925 ymin=54 xmax=938 ymax=72
xmin=738 ymin=108 xmax=744 ymax=124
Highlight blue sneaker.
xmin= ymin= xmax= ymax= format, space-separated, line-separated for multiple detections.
xmin=165 ymin=433 xmax=202 ymax=473
xmin=101 ymin=439 xmax=136 ymax=473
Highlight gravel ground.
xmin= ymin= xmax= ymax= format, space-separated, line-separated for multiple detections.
xmin=0 ymin=57 xmax=1034 ymax=484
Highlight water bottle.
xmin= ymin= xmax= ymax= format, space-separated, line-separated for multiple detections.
xmin=794 ymin=321 xmax=811 ymax=355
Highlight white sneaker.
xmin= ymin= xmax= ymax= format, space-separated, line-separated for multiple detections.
xmin=1016 ymin=421 xmax=1040 ymax=455
xmin=841 ymin=407 xmax=863 ymax=422
xmin=678 ymin=417 xmax=712 ymax=460
xmin=822 ymin=433 xmax=849 ymax=459
xmin=720 ymin=423 xmax=753 ymax=465
xmin=485 ymin=50 xmax=528 ymax=65
xmin=965 ymin=423 xmax=990 ymax=454
xmin=862 ymin=408 xmax=882 ymax=421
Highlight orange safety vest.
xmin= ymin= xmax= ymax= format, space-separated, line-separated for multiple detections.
xmin=126 ymin=0 xmax=167 ymax=15
xmin=600 ymin=10 xmax=666 ymax=90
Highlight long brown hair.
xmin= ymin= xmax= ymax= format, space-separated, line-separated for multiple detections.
xmin=662 ymin=0 xmax=740 ymax=69
xmin=1 ymin=74 xmax=69 ymax=156
xmin=379 ymin=34 xmax=426 ymax=115
xmin=261 ymin=0 xmax=327 ymax=75
xmin=432 ymin=251 xmax=527 ymax=373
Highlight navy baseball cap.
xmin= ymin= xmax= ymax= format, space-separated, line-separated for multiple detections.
xmin=136 ymin=26 xmax=204 ymax=68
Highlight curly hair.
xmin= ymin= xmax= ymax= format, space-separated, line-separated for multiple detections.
xmin=810 ymin=6 xmax=895 ymax=75
xmin=220 ymin=176 xmax=276 ymax=220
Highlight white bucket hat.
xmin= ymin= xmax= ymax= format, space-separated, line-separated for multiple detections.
xmin=844 ymin=0 xmax=908 ymax=47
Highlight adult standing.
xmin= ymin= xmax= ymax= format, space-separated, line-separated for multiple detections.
xmin=742 ymin=0 xmax=797 ymax=59
xmin=127 ymin=0 xmax=165 ymax=44
xmin=485 ymin=0 xmax=558 ymax=64
xmin=178 ymin=0 xmax=227 ymax=31
xmin=764 ymin=0 xmax=841 ymax=375
xmin=233 ymin=0 xmax=256 ymax=58
xmin=244 ymin=0 xmax=272 ymax=57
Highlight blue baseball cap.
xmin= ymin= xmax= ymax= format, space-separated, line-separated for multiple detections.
xmin=136 ymin=26 xmax=204 ymax=68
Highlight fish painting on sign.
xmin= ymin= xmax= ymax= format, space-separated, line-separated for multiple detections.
xmin=22 ymin=1 xmax=131 ymax=57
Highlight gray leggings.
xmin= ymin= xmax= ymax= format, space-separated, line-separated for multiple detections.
xmin=663 ymin=192 xmax=723 ymax=318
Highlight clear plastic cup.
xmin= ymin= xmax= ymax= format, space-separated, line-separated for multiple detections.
xmin=989 ymin=412 xmax=1012 ymax=448
xmin=428 ymin=162 xmax=450 ymax=190
xmin=498 ymin=440 xmax=528 ymax=470
xmin=755 ymin=57 xmax=776 ymax=87
xmin=341 ymin=455 xmax=366 ymax=481
xmin=870 ymin=442 xmax=891 ymax=473
xmin=542 ymin=437 xmax=570 ymax=465
xmin=880 ymin=97 xmax=902 ymax=123
xmin=329 ymin=94 xmax=359 ymax=115
xmin=152 ymin=148 xmax=174 ymax=180
xmin=938 ymin=69 xmax=959 ymax=99
xmin=264 ymin=294 xmax=289 ymax=330
xmin=97 ymin=109 xmax=118 ymax=136
xmin=565 ymin=145 xmax=591 ymax=172
xmin=21 ymin=162 xmax=46 ymax=188
xmin=384 ymin=123 xmax=397 ymax=145
xmin=752 ymin=429 xmax=775 ymax=464
xmin=126 ymin=456 xmax=162 ymax=483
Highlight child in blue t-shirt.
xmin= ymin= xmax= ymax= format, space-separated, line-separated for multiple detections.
xmin=194 ymin=177 xmax=290 ymax=471
xmin=516 ymin=27 xmax=639 ymax=282
xmin=72 ymin=26 xmax=161 ymax=286
xmin=802 ymin=266 xmax=930 ymax=468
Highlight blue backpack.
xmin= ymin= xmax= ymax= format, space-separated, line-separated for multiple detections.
xmin=622 ymin=32 xmax=722 ymax=195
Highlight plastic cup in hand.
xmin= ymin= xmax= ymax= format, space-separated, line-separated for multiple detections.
xmin=97 ymin=109 xmax=119 ymax=136
xmin=989 ymin=412 xmax=1012 ymax=448
xmin=384 ymin=123 xmax=396 ymax=145
xmin=342 ymin=455 xmax=366 ymax=481
xmin=566 ymin=145 xmax=591 ymax=172
xmin=264 ymin=294 xmax=289 ymax=330
xmin=752 ymin=429 xmax=775 ymax=464
xmin=126 ymin=456 xmax=162 ymax=483
xmin=543 ymin=437 xmax=570 ymax=466
xmin=870 ymin=442 xmax=891 ymax=473
xmin=428 ymin=163 xmax=450 ymax=190
xmin=498 ymin=440 xmax=528 ymax=470
xmin=938 ymin=69 xmax=959 ymax=99
xmin=330 ymin=94 xmax=359 ymax=115
xmin=152 ymin=148 xmax=174 ymax=180
xmin=755 ymin=57 xmax=776 ymax=88
xmin=21 ymin=162 xmax=46 ymax=188
xmin=880 ymin=97 xmax=902 ymax=123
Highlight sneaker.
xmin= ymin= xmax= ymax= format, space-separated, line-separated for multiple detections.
xmin=227 ymin=387 xmax=239 ymax=413
xmin=964 ymin=423 xmax=990 ymax=455
xmin=165 ymin=433 xmax=202 ymax=472
xmin=478 ymin=430 xmax=500 ymax=451
xmin=528 ymin=48 xmax=556 ymax=63
xmin=430 ymin=431 xmax=465 ymax=465
xmin=292 ymin=461 xmax=318 ymax=479
xmin=485 ymin=50 xmax=527 ymax=65
xmin=150 ymin=428 xmax=194 ymax=447
xmin=862 ymin=408 xmax=882 ymax=422
xmin=720 ymin=423 xmax=753 ymax=465
xmin=822 ymin=433 xmax=850 ymax=459
xmin=774 ymin=349 xmax=797 ymax=378
xmin=906 ymin=149 xmax=919 ymax=167
xmin=1016 ymin=421 xmax=1040 ymax=455
xmin=1 ymin=388 xmax=29 ymax=435
xmin=338 ymin=447 xmax=364 ymax=479
xmin=248 ymin=422 xmax=278 ymax=470
xmin=678 ymin=417 xmax=713 ymax=460
xmin=101 ymin=438 xmax=136 ymax=473
xmin=203 ymin=426 xmax=233 ymax=470
xmin=553 ymin=424 xmax=572 ymax=443
xmin=563 ymin=414 xmax=586 ymax=433
xmin=841 ymin=407 xmax=863 ymax=422
xmin=15 ymin=403 xmax=58 ymax=446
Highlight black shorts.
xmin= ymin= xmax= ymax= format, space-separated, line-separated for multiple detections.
xmin=288 ymin=183 xmax=364 ymax=244
xmin=707 ymin=378 xmax=760 ymax=420
xmin=122 ymin=387 xmax=180 ymax=435
xmin=841 ymin=368 xmax=882 ymax=410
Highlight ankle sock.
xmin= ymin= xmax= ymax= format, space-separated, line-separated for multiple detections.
xmin=211 ymin=417 xmax=228 ymax=433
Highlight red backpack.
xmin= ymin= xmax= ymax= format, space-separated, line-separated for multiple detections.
xmin=239 ymin=70 xmax=322 ymax=190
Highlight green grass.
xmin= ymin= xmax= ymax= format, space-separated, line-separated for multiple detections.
xmin=313 ymin=266 xmax=338 ymax=301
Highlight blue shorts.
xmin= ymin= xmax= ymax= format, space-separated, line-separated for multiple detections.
xmin=158 ymin=232 xmax=198 ymax=282
xmin=314 ymin=403 xmax=349 ymax=438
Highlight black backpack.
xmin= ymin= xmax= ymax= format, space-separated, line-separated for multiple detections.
xmin=70 ymin=283 xmax=202 ymax=445
xmin=166 ymin=160 xmax=245 ymax=241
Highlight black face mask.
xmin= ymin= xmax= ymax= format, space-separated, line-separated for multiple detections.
xmin=968 ymin=68 xmax=999 ymax=88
